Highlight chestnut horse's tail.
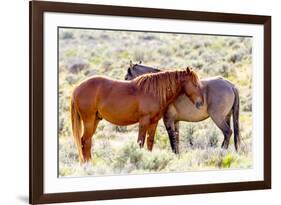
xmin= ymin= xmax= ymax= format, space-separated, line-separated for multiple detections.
xmin=70 ymin=97 xmax=84 ymax=163
xmin=232 ymin=86 xmax=240 ymax=151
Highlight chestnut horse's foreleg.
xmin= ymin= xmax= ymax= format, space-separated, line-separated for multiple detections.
xmin=81 ymin=116 xmax=100 ymax=162
xmin=137 ymin=116 xmax=150 ymax=148
xmin=147 ymin=122 xmax=158 ymax=151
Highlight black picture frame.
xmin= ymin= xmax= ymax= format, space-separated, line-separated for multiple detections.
xmin=30 ymin=1 xmax=271 ymax=204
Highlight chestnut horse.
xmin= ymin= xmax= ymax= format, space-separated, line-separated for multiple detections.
xmin=125 ymin=62 xmax=241 ymax=153
xmin=71 ymin=67 xmax=203 ymax=163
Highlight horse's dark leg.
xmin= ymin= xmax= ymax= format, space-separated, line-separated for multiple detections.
xmin=220 ymin=114 xmax=231 ymax=148
xmin=174 ymin=121 xmax=180 ymax=153
xmin=146 ymin=122 xmax=158 ymax=151
xmin=213 ymin=119 xmax=232 ymax=149
xmin=224 ymin=114 xmax=232 ymax=148
xmin=221 ymin=122 xmax=232 ymax=149
xmin=210 ymin=113 xmax=232 ymax=149
xmin=163 ymin=114 xmax=178 ymax=154
xmin=137 ymin=116 xmax=150 ymax=148
xmin=81 ymin=115 xmax=100 ymax=162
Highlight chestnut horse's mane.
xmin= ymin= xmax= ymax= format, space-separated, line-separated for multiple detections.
xmin=133 ymin=68 xmax=200 ymax=106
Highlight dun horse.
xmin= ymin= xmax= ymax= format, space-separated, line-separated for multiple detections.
xmin=71 ymin=68 xmax=203 ymax=163
xmin=125 ymin=62 xmax=241 ymax=153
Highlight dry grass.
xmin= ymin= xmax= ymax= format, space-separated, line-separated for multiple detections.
xmin=58 ymin=28 xmax=252 ymax=177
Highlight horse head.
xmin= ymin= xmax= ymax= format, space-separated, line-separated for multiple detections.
xmin=182 ymin=67 xmax=204 ymax=109
xmin=124 ymin=61 xmax=160 ymax=80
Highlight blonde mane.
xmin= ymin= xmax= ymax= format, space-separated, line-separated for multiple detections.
xmin=133 ymin=68 xmax=200 ymax=106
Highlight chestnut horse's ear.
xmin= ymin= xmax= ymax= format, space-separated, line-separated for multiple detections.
xmin=186 ymin=66 xmax=191 ymax=73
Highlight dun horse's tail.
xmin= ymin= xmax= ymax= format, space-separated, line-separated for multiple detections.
xmin=232 ymin=86 xmax=240 ymax=151
xmin=70 ymin=97 xmax=84 ymax=163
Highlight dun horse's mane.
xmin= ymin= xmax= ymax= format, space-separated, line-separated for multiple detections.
xmin=133 ymin=68 xmax=200 ymax=106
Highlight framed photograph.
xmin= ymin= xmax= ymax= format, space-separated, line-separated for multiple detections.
xmin=30 ymin=0 xmax=271 ymax=204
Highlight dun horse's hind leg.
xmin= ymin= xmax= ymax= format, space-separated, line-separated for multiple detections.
xmin=81 ymin=115 xmax=100 ymax=162
xmin=137 ymin=116 xmax=150 ymax=148
xmin=221 ymin=114 xmax=231 ymax=148
xmin=210 ymin=113 xmax=232 ymax=149
xmin=147 ymin=122 xmax=158 ymax=151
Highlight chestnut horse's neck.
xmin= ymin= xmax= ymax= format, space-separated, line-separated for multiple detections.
xmin=133 ymin=70 xmax=188 ymax=108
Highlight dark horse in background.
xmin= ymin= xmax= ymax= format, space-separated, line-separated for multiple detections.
xmin=71 ymin=67 xmax=203 ymax=163
xmin=125 ymin=62 xmax=241 ymax=153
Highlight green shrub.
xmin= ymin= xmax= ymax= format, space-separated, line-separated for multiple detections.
xmin=221 ymin=153 xmax=234 ymax=168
